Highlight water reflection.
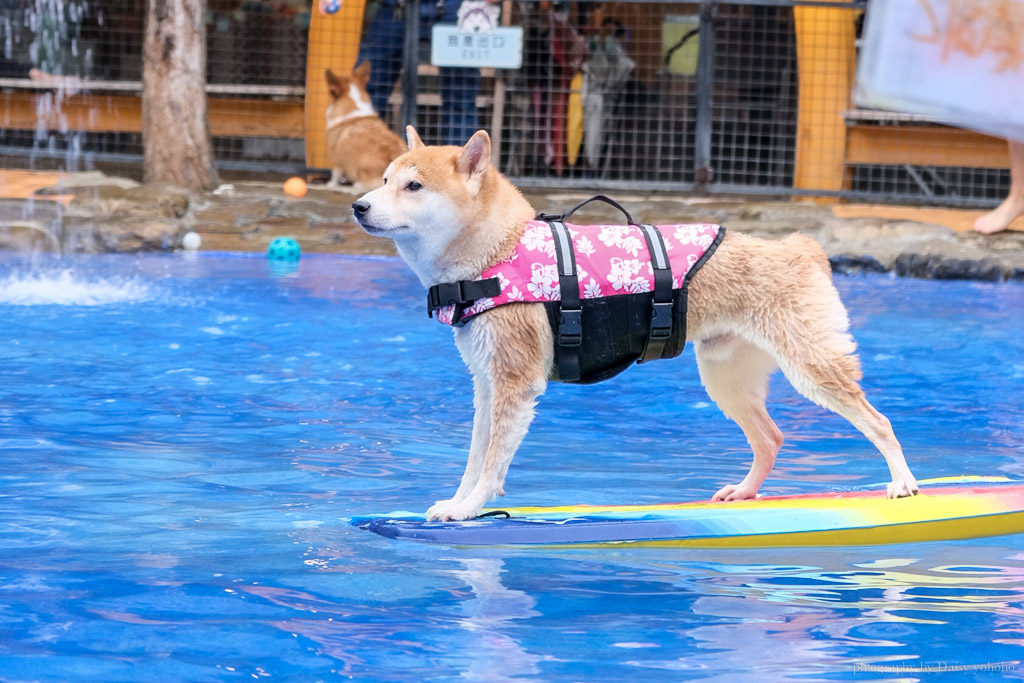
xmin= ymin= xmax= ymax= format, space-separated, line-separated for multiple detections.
xmin=265 ymin=541 xmax=1024 ymax=679
xmin=446 ymin=558 xmax=542 ymax=680
xmin=631 ymin=545 xmax=1024 ymax=677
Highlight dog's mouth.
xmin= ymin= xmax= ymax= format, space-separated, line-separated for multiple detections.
xmin=355 ymin=220 xmax=407 ymax=236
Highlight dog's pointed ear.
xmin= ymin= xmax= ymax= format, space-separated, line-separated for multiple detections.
xmin=457 ymin=130 xmax=491 ymax=181
xmin=353 ymin=60 xmax=371 ymax=86
xmin=406 ymin=126 xmax=425 ymax=150
xmin=325 ymin=69 xmax=343 ymax=98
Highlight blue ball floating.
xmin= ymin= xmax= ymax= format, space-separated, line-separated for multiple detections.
xmin=267 ymin=236 xmax=301 ymax=261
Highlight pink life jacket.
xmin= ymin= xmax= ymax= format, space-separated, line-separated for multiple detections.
xmin=426 ymin=203 xmax=724 ymax=384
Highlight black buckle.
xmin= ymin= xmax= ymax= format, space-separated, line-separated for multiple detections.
xmin=650 ymin=301 xmax=673 ymax=339
xmin=427 ymin=282 xmax=468 ymax=317
xmin=559 ymin=308 xmax=582 ymax=347
xmin=536 ymin=211 xmax=563 ymax=221
xmin=426 ymin=284 xmax=446 ymax=317
xmin=427 ymin=278 xmax=501 ymax=319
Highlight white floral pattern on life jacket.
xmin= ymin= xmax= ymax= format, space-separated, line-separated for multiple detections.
xmin=436 ymin=220 xmax=721 ymax=325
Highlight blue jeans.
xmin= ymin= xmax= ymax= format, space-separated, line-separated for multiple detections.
xmin=358 ymin=1 xmax=481 ymax=145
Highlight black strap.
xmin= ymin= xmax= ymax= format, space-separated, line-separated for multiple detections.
xmin=638 ymin=224 xmax=674 ymax=364
xmin=426 ymin=277 xmax=501 ymax=326
xmin=671 ymin=227 xmax=727 ymax=352
xmin=475 ymin=510 xmax=511 ymax=519
xmin=653 ymin=225 xmax=727 ymax=362
xmin=547 ymin=221 xmax=582 ymax=382
xmin=537 ymin=194 xmax=635 ymax=226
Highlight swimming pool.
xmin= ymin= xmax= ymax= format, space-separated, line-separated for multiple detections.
xmin=1 ymin=252 xmax=1022 ymax=681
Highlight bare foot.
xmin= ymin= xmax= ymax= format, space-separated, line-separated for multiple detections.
xmin=711 ymin=483 xmax=759 ymax=502
xmin=976 ymin=141 xmax=1024 ymax=234
xmin=974 ymin=194 xmax=1024 ymax=234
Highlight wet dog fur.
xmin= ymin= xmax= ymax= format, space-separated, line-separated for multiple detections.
xmin=352 ymin=127 xmax=920 ymax=521
xmin=325 ymin=62 xmax=407 ymax=193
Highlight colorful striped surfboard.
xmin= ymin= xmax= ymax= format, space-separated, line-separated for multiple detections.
xmin=353 ymin=478 xmax=1024 ymax=548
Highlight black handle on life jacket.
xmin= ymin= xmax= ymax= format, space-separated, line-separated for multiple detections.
xmin=536 ymin=195 xmax=635 ymax=226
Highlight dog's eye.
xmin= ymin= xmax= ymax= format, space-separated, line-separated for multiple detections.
xmin=406 ymin=181 xmax=422 ymax=192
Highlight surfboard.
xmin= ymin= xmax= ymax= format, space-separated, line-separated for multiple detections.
xmin=353 ymin=478 xmax=1024 ymax=548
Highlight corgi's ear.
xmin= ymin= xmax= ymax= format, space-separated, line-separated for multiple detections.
xmin=353 ymin=60 xmax=371 ymax=86
xmin=406 ymin=126 xmax=425 ymax=150
xmin=457 ymin=130 xmax=491 ymax=182
xmin=325 ymin=69 xmax=343 ymax=98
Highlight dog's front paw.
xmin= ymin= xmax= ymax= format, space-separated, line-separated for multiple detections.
xmin=887 ymin=477 xmax=919 ymax=499
xmin=426 ymin=498 xmax=484 ymax=521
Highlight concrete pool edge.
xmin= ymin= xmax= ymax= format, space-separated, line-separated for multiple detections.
xmin=2 ymin=171 xmax=1024 ymax=282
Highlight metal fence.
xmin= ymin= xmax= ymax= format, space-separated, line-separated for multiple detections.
xmin=0 ymin=0 xmax=311 ymax=172
xmin=494 ymin=1 xmax=799 ymax=191
xmin=0 ymin=0 xmax=1014 ymax=207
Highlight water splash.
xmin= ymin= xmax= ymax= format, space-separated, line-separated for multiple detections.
xmin=24 ymin=0 xmax=92 ymax=171
xmin=0 ymin=270 xmax=150 ymax=306
xmin=2 ymin=0 xmax=97 ymax=254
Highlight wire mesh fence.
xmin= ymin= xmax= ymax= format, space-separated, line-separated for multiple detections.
xmin=0 ymin=0 xmax=310 ymax=173
xmin=0 ymin=0 xmax=1014 ymax=207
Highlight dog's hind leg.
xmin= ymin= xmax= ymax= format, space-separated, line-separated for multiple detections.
xmin=766 ymin=304 xmax=919 ymax=499
xmin=696 ymin=335 xmax=785 ymax=501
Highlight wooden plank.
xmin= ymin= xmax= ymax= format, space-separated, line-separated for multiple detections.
xmin=208 ymin=100 xmax=304 ymax=138
xmin=0 ymin=170 xmax=73 ymax=204
xmin=792 ymin=3 xmax=857 ymax=195
xmin=0 ymin=92 xmax=304 ymax=138
xmin=832 ymin=203 xmax=1024 ymax=233
xmin=846 ymin=126 xmax=1010 ymax=169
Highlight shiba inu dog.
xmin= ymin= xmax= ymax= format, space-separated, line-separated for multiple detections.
xmin=352 ymin=126 xmax=919 ymax=521
xmin=325 ymin=62 xmax=406 ymax=192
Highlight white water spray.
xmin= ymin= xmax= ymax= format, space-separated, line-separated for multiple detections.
xmin=0 ymin=270 xmax=150 ymax=306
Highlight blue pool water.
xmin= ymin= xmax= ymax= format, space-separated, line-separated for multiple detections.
xmin=0 ymin=252 xmax=1023 ymax=681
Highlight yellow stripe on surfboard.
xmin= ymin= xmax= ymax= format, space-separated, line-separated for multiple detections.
xmin=566 ymin=512 xmax=1024 ymax=549
xmin=489 ymin=476 xmax=1014 ymax=518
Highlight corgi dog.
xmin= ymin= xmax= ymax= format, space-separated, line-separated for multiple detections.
xmin=325 ymin=62 xmax=407 ymax=192
xmin=352 ymin=127 xmax=919 ymax=522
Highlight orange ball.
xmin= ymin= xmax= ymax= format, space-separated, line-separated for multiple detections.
xmin=283 ymin=176 xmax=307 ymax=198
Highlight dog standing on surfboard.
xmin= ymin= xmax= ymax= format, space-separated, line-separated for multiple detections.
xmin=352 ymin=127 xmax=919 ymax=522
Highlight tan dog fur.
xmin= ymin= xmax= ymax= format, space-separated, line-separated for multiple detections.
xmin=325 ymin=62 xmax=407 ymax=192
xmin=353 ymin=127 xmax=919 ymax=521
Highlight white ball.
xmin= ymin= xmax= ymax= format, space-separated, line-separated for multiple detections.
xmin=182 ymin=231 xmax=202 ymax=250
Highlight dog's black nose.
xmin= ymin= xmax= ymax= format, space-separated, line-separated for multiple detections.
xmin=352 ymin=199 xmax=370 ymax=216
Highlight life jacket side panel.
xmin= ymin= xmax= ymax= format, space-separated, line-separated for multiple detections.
xmin=433 ymin=221 xmax=722 ymax=325
xmin=544 ymin=282 xmax=698 ymax=383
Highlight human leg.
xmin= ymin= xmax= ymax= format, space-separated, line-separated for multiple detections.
xmin=437 ymin=0 xmax=481 ymax=145
xmin=441 ymin=65 xmax=481 ymax=145
xmin=974 ymin=140 xmax=1024 ymax=234
xmin=356 ymin=8 xmax=405 ymax=114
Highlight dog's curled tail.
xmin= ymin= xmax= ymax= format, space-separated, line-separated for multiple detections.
xmin=783 ymin=233 xmax=832 ymax=280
